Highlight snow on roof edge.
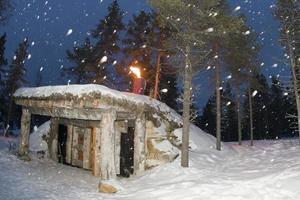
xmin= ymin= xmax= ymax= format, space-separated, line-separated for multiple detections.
xmin=14 ymin=84 xmax=182 ymax=124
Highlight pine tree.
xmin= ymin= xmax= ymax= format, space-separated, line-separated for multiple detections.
xmin=87 ymin=0 xmax=124 ymax=85
xmin=159 ymin=57 xmax=178 ymax=110
xmin=149 ymin=13 xmax=176 ymax=100
xmin=149 ymin=0 xmax=222 ymax=166
xmin=5 ymin=38 xmax=29 ymax=128
xmin=224 ymin=21 xmax=260 ymax=145
xmin=0 ymin=33 xmax=7 ymax=122
xmin=64 ymin=37 xmax=93 ymax=84
xmin=200 ymin=83 xmax=237 ymax=142
xmin=119 ymin=11 xmax=179 ymax=104
xmin=120 ymin=11 xmax=154 ymax=94
xmin=0 ymin=0 xmax=12 ymax=24
xmin=222 ymin=82 xmax=238 ymax=142
xmin=0 ymin=33 xmax=7 ymax=85
xmin=282 ymin=84 xmax=298 ymax=137
xmin=268 ymin=77 xmax=292 ymax=139
xmin=199 ymin=95 xmax=216 ymax=136
xmin=274 ymin=0 xmax=300 ymax=137
xmin=243 ymin=73 xmax=270 ymax=140
xmin=206 ymin=2 xmax=244 ymax=150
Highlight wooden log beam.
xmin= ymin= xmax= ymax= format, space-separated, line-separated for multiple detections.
xmin=58 ymin=118 xmax=100 ymax=128
xmin=134 ymin=112 xmax=146 ymax=174
xmin=25 ymin=106 xmax=135 ymax=121
xmin=99 ymin=109 xmax=117 ymax=180
xmin=18 ymin=108 xmax=31 ymax=159
xmin=28 ymin=106 xmax=103 ymax=121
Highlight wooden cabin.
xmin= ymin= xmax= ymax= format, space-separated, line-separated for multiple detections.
xmin=14 ymin=84 xmax=181 ymax=180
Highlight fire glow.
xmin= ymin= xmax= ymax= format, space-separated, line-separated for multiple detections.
xmin=130 ymin=66 xmax=141 ymax=78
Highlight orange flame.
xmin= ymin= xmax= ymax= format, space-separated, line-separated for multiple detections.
xmin=130 ymin=66 xmax=141 ymax=78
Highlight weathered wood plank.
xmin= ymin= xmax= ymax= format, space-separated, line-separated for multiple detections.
xmin=66 ymin=125 xmax=73 ymax=164
xmin=134 ymin=113 xmax=146 ymax=175
xmin=114 ymin=122 xmax=125 ymax=175
xmin=72 ymin=126 xmax=79 ymax=166
xmin=18 ymin=108 xmax=31 ymax=158
xmin=93 ymin=127 xmax=101 ymax=176
xmin=83 ymin=128 xmax=91 ymax=169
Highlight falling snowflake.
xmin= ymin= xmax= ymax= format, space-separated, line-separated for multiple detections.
xmin=234 ymin=6 xmax=241 ymax=12
xmin=252 ymin=90 xmax=258 ymax=97
xmin=66 ymin=29 xmax=73 ymax=36
xmin=206 ymin=28 xmax=214 ymax=33
xmin=161 ymin=88 xmax=168 ymax=93
xmin=99 ymin=56 xmax=108 ymax=64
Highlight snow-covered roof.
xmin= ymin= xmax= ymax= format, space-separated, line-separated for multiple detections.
xmin=14 ymin=84 xmax=182 ymax=124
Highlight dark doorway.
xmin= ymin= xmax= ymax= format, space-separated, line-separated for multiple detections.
xmin=120 ymin=127 xmax=134 ymax=177
xmin=58 ymin=124 xmax=67 ymax=164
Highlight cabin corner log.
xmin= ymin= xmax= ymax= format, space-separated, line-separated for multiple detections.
xmin=134 ymin=112 xmax=146 ymax=174
xmin=93 ymin=127 xmax=101 ymax=176
xmin=18 ymin=108 xmax=31 ymax=158
xmin=48 ymin=118 xmax=59 ymax=161
xmin=99 ymin=109 xmax=117 ymax=180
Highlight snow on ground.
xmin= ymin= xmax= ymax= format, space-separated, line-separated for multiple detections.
xmin=1 ymin=136 xmax=300 ymax=200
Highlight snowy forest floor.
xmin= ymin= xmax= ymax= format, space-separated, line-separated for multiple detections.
xmin=1 ymin=138 xmax=300 ymax=200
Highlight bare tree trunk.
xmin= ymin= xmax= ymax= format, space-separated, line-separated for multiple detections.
xmin=153 ymin=51 xmax=162 ymax=99
xmin=237 ymin=87 xmax=242 ymax=145
xmin=248 ymin=88 xmax=254 ymax=146
xmin=214 ymin=43 xmax=221 ymax=151
xmin=181 ymin=45 xmax=192 ymax=167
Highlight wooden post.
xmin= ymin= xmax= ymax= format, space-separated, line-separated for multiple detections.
xmin=66 ymin=125 xmax=73 ymax=164
xmin=93 ymin=127 xmax=101 ymax=176
xmin=18 ymin=108 xmax=31 ymax=159
xmin=134 ymin=112 xmax=146 ymax=174
xmin=72 ymin=126 xmax=79 ymax=166
xmin=83 ymin=128 xmax=91 ymax=169
xmin=99 ymin=109 xmax=117 ymax=180
xmin=114 ymin=121 xmax=127 ymax=175
xmin=49 ymin=118 xmax=59 ymax=162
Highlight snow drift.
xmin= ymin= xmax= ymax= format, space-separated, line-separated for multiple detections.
xmin=29 ymin=121 xmax=50 ymax=152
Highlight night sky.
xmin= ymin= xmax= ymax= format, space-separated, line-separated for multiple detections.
xmin=0 ymin=0 xmax=289 ymax=109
